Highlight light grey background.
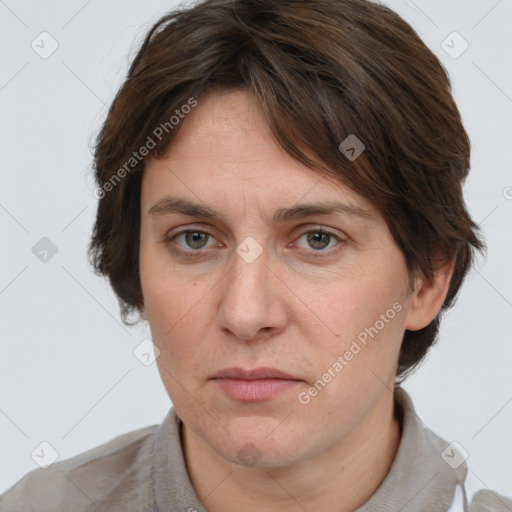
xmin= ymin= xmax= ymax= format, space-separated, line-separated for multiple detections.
xmin=1 ymin=0 xmax=511 ymax=499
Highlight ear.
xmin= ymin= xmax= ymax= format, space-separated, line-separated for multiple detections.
xmin=404 ymin=258 xmax=455 ymax=331
xmin=138 ymin=304 xmax=148 ymax=322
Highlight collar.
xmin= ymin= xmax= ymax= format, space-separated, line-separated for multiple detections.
xmin=356 ymin=387 xmax=467 ymax=511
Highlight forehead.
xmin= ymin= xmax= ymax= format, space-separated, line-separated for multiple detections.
xmin=168 ymin=89 xmax=272 ymax=158
xmin=142 ymin=89 xmax=379 ymax=223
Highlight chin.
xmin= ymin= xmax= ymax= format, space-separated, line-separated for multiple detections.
xmin=219 ymin=440 xmax=307 ymax=469
xmin=210 ymin=417 xmax=315 ymax=469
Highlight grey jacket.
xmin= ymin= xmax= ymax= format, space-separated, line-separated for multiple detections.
xmin=0 ymin=388 xmax=510 ymax=511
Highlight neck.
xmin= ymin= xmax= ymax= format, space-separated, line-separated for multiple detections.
xmin=182 ymin=389 xmax=402 ymax=512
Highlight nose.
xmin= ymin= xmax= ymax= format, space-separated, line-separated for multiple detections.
xmin=216 ymin=244 xmax=289 ymax=341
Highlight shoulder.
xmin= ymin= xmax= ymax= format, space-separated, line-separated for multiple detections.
xmin=0 ymin=423 xmax=159 ymax=512
xmin=394 ymin=388 xmax=511 ymax=511
xmin=468 ymin=489 xmax=512 ymax=511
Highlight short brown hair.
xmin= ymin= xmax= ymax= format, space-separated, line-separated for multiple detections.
xmin=89 ymin=0 xmax=486 ymax=382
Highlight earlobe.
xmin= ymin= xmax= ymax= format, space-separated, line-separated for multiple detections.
xmin=139 ymin=305 xmax=148 ymax=322
xmin=404 ymin=258 xmax=455 ymax=331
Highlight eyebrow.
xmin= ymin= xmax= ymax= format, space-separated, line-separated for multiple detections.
xmin=148 ymin=196 xmax=375 ymax=224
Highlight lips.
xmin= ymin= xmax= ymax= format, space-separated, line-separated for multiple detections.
xmin=212 ymin=367 xmax=300 ymax=380
xmin=211 ymin=367 xmax=303 ymax=402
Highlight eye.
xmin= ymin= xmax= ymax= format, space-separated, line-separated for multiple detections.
xmin=292 ymin=229 xmax=344 ymax=255
xmin=164 ymin=228 xmax=219 ymax=257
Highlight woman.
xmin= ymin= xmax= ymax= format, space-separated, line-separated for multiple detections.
xmin=1 ymin=0 xmax=509 ymax=510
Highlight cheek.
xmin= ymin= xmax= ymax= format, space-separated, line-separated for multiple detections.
xmin=300 ymin=266 xmax=407 ymax=404
xmin=143 ymin=278 xmax=206 ymax=350
xmin=140 ymin=250 xmax=188 ymax=352
xmin=139 ymin=247 xmax=220 ymax=381
xmin=307 ymin=267 xmax=404 ymax=347
xmin=144 ymin=277 xmax=209 ymax=403
xmin=140 ymin=242 xmax=193 ymax=325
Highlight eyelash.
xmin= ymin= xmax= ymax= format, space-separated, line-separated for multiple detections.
xmin=163 ymin=227 xmax=345 ymax=260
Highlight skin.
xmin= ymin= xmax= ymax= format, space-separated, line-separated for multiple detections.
xmin=139 ymin=89 xmax=454 ymax=512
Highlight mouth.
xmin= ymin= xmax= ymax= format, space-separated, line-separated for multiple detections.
xmin=211 ymin=367 xmax=303 ymax=402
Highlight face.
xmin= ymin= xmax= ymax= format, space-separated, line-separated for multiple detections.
xmin=139 ymin=89 xmax=415 ymax=468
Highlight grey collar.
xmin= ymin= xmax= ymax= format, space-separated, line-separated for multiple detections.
xmin=356 ymin=387 xmax=467 ymax=511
